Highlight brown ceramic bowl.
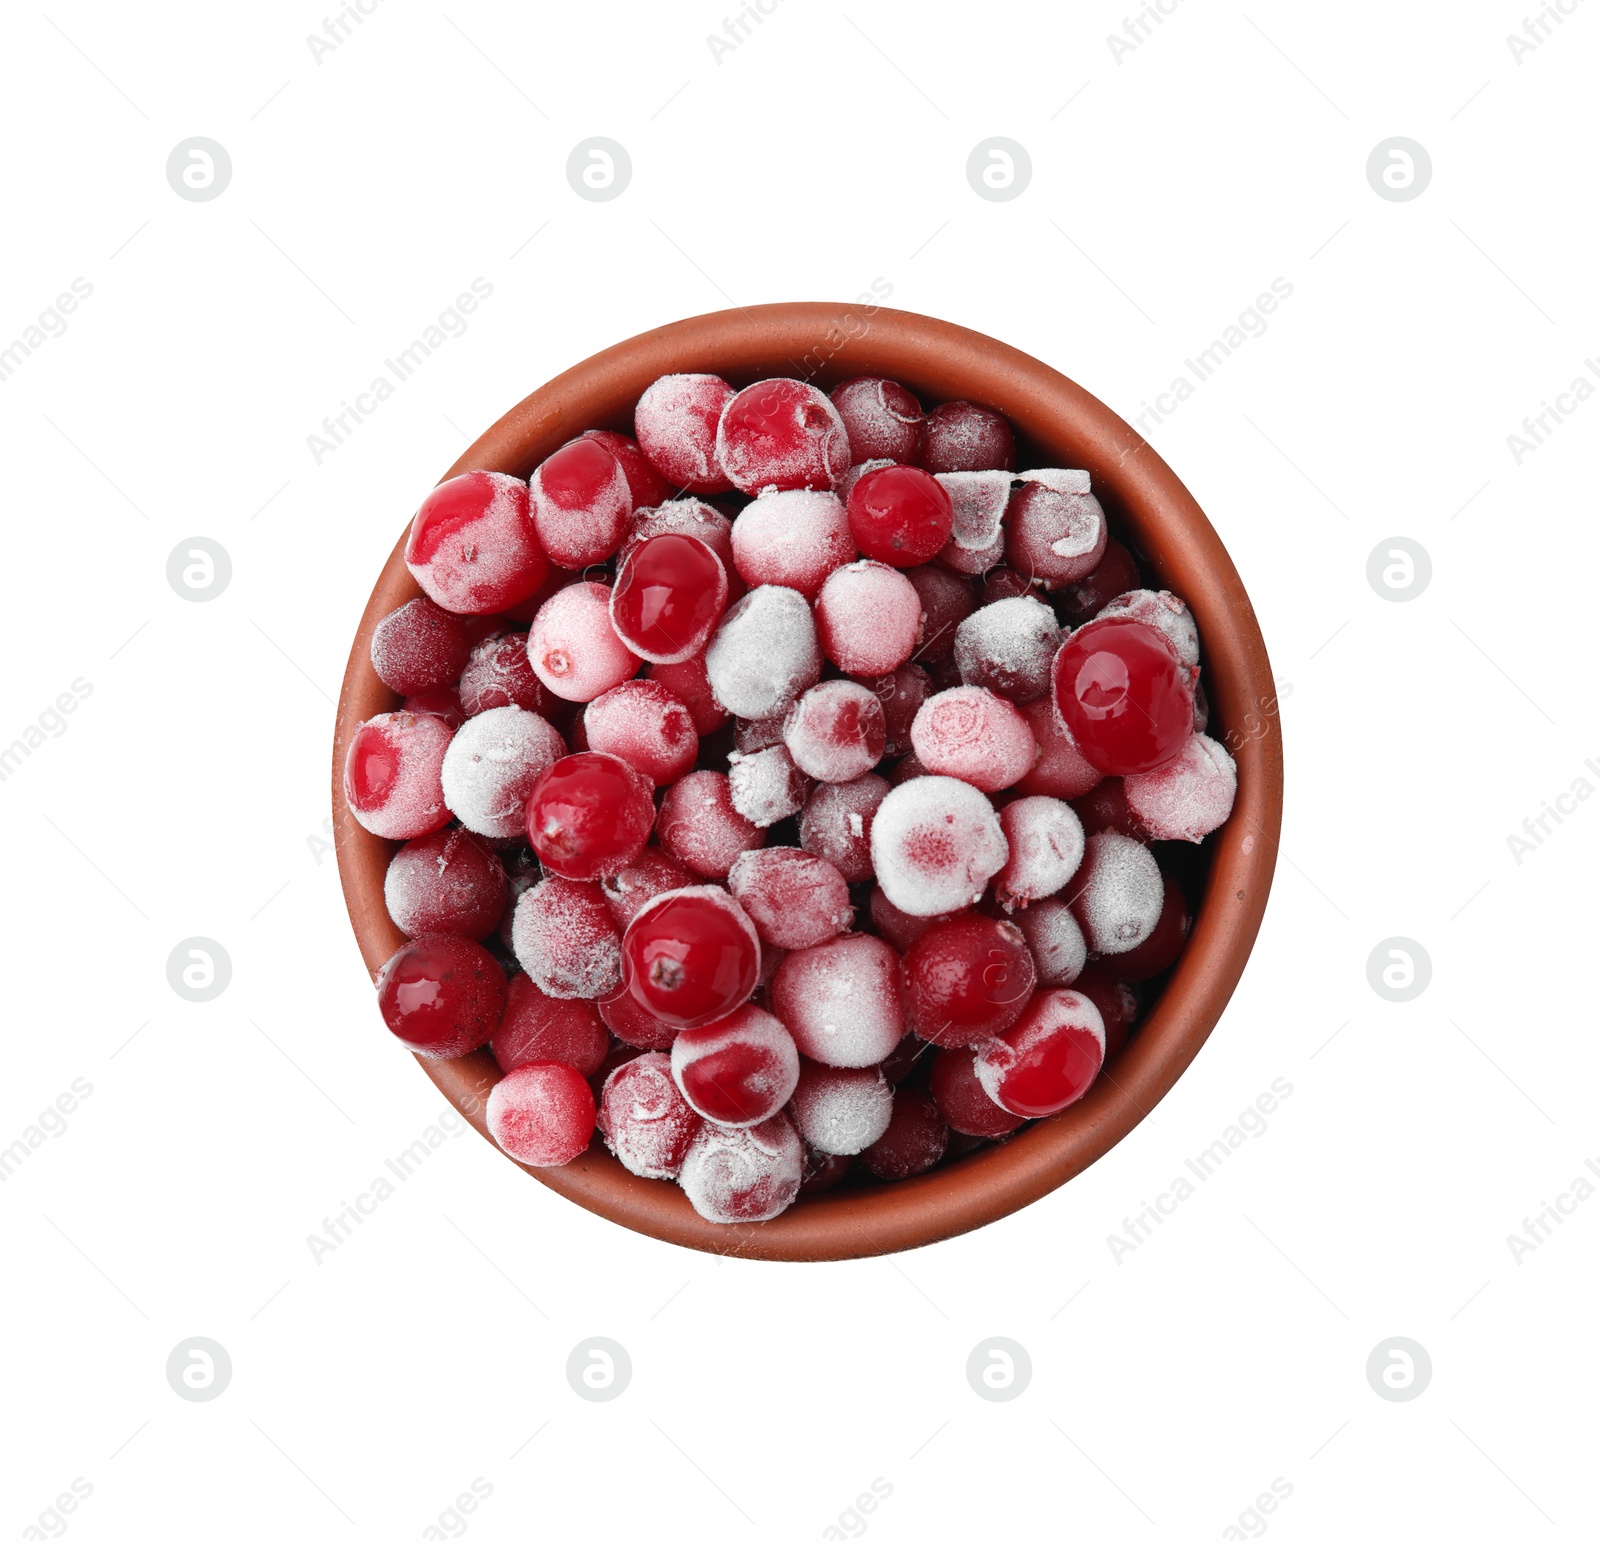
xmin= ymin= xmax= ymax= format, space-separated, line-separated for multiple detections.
xmin=333 ymin=302 xmax=1283 ymax=1262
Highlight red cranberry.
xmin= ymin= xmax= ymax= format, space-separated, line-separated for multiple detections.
xmin=384 ymin=825 xmax=507 ymax=940
xmin=670 ymin=1004 xmax=799 ymax=1127
xmin=905 ymin=565 xmax=976 ymax=664
xmin=860 ymin=1087 xmax=948 ymax=1180
xmin=370 ymin=597 xmax=471 ymax=696
xmin=457 ymin=632 xmax=549 ymax=717
xmin=491 ymin=973 xmax=608 ymax=1078
xmin=1070 ymin=777 xmax=1146 ymax=839
xmin=814 ymin=561 xmax=922 ymax=676
xmin=375 ymin=934 xmax=506 ymax=1058
xmin=902 ymin=914 xmax=1037 ymax=1047
xmin=622 ymin=886 xmax=761 ymax=1029
xmin=1004 ymin=472 xmax=1107 ymax=588
xmin=783 ymin=680 xmax=886 ymax=784
xmin=634 ymin=373 xmax=736 ymax=494
xmin=1052 ymin=618 xmax=1194 ymax=775
xmin=868 ymin=885 xmax=941 ymax=953
xmin=610 ymin=533 xmax=728 ymax=664
xmin=646 ymin=651 xmax=729 ymax=735
xmin=344 ymin=711 xmax=453 ymax=840
xmin=800 ymin=1149 xmax=854 ymax=1193
xmin=799 ymin=773 xmax=890 ymax=884
xmin=524 ymin=752 xmax=655 ymax=882
xmin=975 ymin=988 xmax=1104 ymax=1117
xmin=789 ymin=1061 xmax=894 ymax=1155
xmin=730 ymin=489 xmax=854 ymax=599
xmin=1056 ymin=537 xmax=1141 ymax=626
xmin=1065 ymin=830 xmax=1164 ymax=955
xmin=600 ymin=846 xmax=694 ymax=929
xmin=487 ymin=1061 xmax=595 ymax=1166
xmin=1101 ymin=874 xmax=1190 ymax=983
xmin=1016 ymin=696 xmax=1104 ymax=801
xmin=529 ymin=582 xmax=639 ymax=703
xmin=509 ymin=876 xmax=622 ymax=999
xmin=530 ymin=436 xmax=631 ymax=569
xmin=404 ymin=470 xmax=547 ymax=614
xmin=598 ymin=1051 xmax=702 ymax=1178
xmin=930 ymin=1047 xmax=1026 ymax=1139
xmin=770 ymin=932 xmax=905 ymax=1068
xmin=727 ymin=847 xmax=852 ymax=951
xmin=657 ymin=769 xmax=764 ymax=878
xmin=679 ymin=1114 xmax=803 ymax=1222
xmin=870 ymin=663 xmax=930 ymax=758
xmin=583 ymin=679 xmax=698 ymax=786
xmin=401 ymin=688 xmax=465 ymax=730
xmin=1073 ymin=965 xmax=1139 ymax=1060
xmin=581 ymin=428 xmax=676 ymax=509
xmin=916 ymin=401 xmax=1015 ymax=474
xmin=909 ymin=686 xmax=1037 ymax=793
xmin=716 ymin=378 xmax=850 ymax=494
xmin=599 ymin=986 xmax=680 ymax=1051
xmin=830 ymin=376 xmax=925 ymax=463
xmin=847 ymin=465 xmax=953 ymax=567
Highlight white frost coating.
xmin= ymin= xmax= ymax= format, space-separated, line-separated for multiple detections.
xmin=633 ymin=374 xmax=732 ymax=489
xmin=677 ymin=1114 xmax=803 ymax=1223
xmin=789 ymin=1064 xmax=893 ymax=1155
xmin=997 ymin=796 xmax=1086 ymax=906
xmin=1123 ymin=733 xmax=1237 ymax=843
xmin=954 ymin=595 xmax=1060 ymax=702
xmin=1013 ymin=899 xmax=1088 ymax=985
xmin=670 ymin=1007 xmax=800 ymax=1128
xmin=729 ymin=489 xmax=853 ymax=597
xmin=974 ymin=989 xmax=1105 ymax=1112
xmin=936 ymin=470 xmax=1013 ymax=551
xmin=728 ymin=744 xmax=810 ymax=828
xmin=1097 ymin=588 xmax=1201 ymax=669
xmin=783 ymin=680 xmax=884 ymax=783
xmin=771 ymin=933 xmax=905 ymax=1067
xmin=510 ymin=877 xmax=622 ymax=999
xmin=704 ymin=584 xmax=821 ymax=720
xmin=938 ymin=526 xmax=1006 ymax=576
xmin=1016 ymin=467 xmax=1092 ymax=496
xmin=440 ymin=705 xmax=564 ymax=838
xmin=799 ymin=774 xmax=889 ymax=884
xmin=598 ymin=1052 xmax=701 ymax=1180
xmin=870 ymin=775 xmax=1009 ymax=917
xmin=1068 ymin=831 xmax=1163 ymax=954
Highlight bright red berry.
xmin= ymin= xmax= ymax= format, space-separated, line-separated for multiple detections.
xmin=610 ymin=532 xmax=728 ymax=664
xmin=670 ymin=1004 xmax=799 ymax=1127
xmin=622 ymin=886 xmax=761 ymax=1030
xmin=404 ymin=470 xmax=547 ymax=615
xmin=902 ymin=914 xmax=1037 ymax=1047
xmin=375 ymin=934 xmax=506 ymax=1058
xmin=1052 ymin=618 xmax=1194 ymax=775
xmin=524 ymin=751 xmax=655 ymax=882
xmin=487 ymin=1061 xmax=596 ymax=1166
xmin=974 ymin=988 xmax=1105 ymax=1117
xmin=846 ymin=464 xmax=953 ymax=567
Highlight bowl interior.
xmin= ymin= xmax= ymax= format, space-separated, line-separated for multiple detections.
xmin=333 ymin=302 xmax=1283 ymax=1262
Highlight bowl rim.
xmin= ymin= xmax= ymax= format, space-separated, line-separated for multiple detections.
xmin=332 ymin=300 xmax=1284 ymax=1262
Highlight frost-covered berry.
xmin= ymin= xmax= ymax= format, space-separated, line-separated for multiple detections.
xmin=783 ymin=680 xmax=886 ymax=783
xmin=598 ymin=1052 xmax=702 ymax=1178
xmin=620 ymin=499 xmax=739 ymax=594
xmin=815 ymin=561 xmax=922 ymax=676
xmin=524 ymin=751 xmax=655 ymax=882
xmin=860 ymin=1088 xmax=948 ymax=1180
xmin=344 ymin=711 xmax=454 ymax=840
xmin=402 ymin=688 xmax=465 ymax=730
xmin=634 ymin=373 xmax=736 ymax=493
xmin=375 ymin=934 xmax=506 ymax=1057
xmin=789 ymin=1061 xmax=893 ymax=1155
xmin=930 ymin=1047 xmax=1025 ymax=1139
xmin=1065 ymin=831 xmax=1163 ymax=955
xmin=647 ymin=651 xmax=728 ymax=735
xmin=599 ymin=846 xmax=692 ymax=930
xmin=671 ymin=1004 xmax=799 ymax=1127
xmin=529 ymin=582 xmax=639 ymax=702
xmin=1052 ymin=617 xmax=1193 ymax=775
xmin=1122 ymin=733 xmax=1237 ymax=842
xmin=599 ymin=988 xmax=679 ymax=1051
xmin=1015 ymin=696 xmax=1104 ymax=800
xmin=581 ymin=428 xmax=676 ymax=509
xmin=975 ymin=989 xmax=1105 ymax=1117
xmin=847 ymin=465 xmax=953 ymax=567
xmin=730 ymin=489 xmax=854 ymax=599
xmin=1003 ymin=470 xmax=1107 ymax=587
xmin=902 ymin=914 xmax=1036 ymax=1047
xmin=530 ymin=436 xmax=632 ymax=569
xmin=679 ymin=1114 xmax=803 ymax=1223
xmin=916 ymin=401 xmax=1014 ymax=474
xmin=491 ymin=973 xmax=608 ymax=1077
xmin=1013 ymin=898 xmax=1087 ymax=985
xmin=905 ymin=565 xmax=975 ymax=664
xmin=909 ymin=686 xmax=1036 ymax=792
xmin=457 ymin=631 xmax=548 ymax=717
xmin=954 ymin=595 xmax=1060 ymax=704
xmin=384 ymin=825 xmax=507 ymax=940
xmin=717 ymin=378 xmax=849 ymax=494
xmin=830 ymin=376 xmax=924 ymax=464
xmin=1097 ymin=588 xmax=1201 ymax=669
xmin=582 ymin=680 xmax=696 ymax=787
xmin=871 ymin=775 xmax=1008 ymax=916
xmin=728 ymin=847 xmax=851 ymax=951
xmin=611 ymin=533 xmax=729 ymax=665
xmin=936 ymin=469 xmax=1012 ymax=556
xmin=800 ymin=773 xmax=890 ymax=884
xmin=728 ymin=744 xmax=810 ymax=829
xmin=1101 ymin=873 xmax=1190 ymax=983
xmin=621 ymin=885 xmax=761 ymax=1030
xmin=657 ymin=770 xmax=764 ymax=878
xmin=511 ymin=875 xmax=623 ymax=999
xmin=704 ymin=585 xmax=821 ymax=720
xmin=996 ymin=796 xmax=1085 ymax=908
xmin=1072 ymin=777 xmax=1148 ymax=840
xmin=487 ymin=1061 xmax=596 ymax=1166
xmin=370 ymin=597 xmax=471 ymax=696
xmin=1056 ymin=537 xmax=1140 ymax=626
xmin=440 ymin=704 xmax=565 ymax=840
xmin=870 ymin=662 xmax=929 ymax=758
xmin=772 ymin=932 xmax=906 ymax=1068
xmin=404 ymin=470 xmax=547 ymax=615
xmin=937 ymin=526 xmax=1005 ymax=576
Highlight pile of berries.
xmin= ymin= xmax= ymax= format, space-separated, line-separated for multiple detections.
xmin=347 ymin=371 xmax=1237 ymax=1225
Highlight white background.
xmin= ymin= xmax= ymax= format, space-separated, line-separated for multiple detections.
xmin=3 ymin=1 xmax=1597 ymax=1536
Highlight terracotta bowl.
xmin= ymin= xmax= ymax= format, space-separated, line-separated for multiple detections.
xmin=332 ymin=302 xmax=1284 ymax=1262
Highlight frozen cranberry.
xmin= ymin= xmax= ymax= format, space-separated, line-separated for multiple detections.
xmin=401 ymin=688 xmax=465 ymax=729
xmin=771 ymin=932 xmax=905 ymax=1068
xmin=583 ymin=680 xmax=697 ymax=786
xmin=801 ymin=1149 xmax=853 ymax=1194
xmin=679 ymin=1114 xmax=803 ymax=1223
xmin=1056 ymin=537 xmax=1141 ymax=626
xmin=598 ymin=1051 xmax=702 ymax=1178
xmin=1071 ymin=777 xmax=1146 ymax=839
xmin=954 ymin=596 xmax=1059 ymax=704
xmin=1065 ymin=831 xmax=1164 ymax=955
xmin=870 ymin=775 xmax=1007 ymax=916
xmin=671 ymin=1004 xmax=799 ymax=1127
xmin=916 ymin=401 xmax=1015 ymax=475
xmin=440 ymin=704 xmax=565 ymax=839
xmin=634 ymin=373 xmax=736 ymax=493
xmin=868 ymin=885 xmax=941 ymax=953
xmin=647 ymin=650 xmax=728 ymax=735
xmin=404 ymin=471 xmax=546 ymax=615
xmin=789 ymin=1061 xmax=893 ymax=1155
xmin=599 ymin=987 xmax=679 ymax=1051
xmin=830 ymin=377 xmax=925 ymax=464
xmin=611 ymin=533 xmax=729 ymax=665
xmin=869 ymin=663 xmax=929 ymax=758
xmin=1098 ymin=588 xmax=1200 ymax=669
xmin=937 ymin=469 xmax=1012 ymax=557
xmin=930 ymin=1047 xmax=1026 ymax=1139
xmin=996 ymin=796 xmax=1085 ymax=908
xmin=1122 ymin=733 xmax=1237 ymax=843
xmin=717 ymin=378 xmax=849 ymax=494
xmin=910 ymin=687 xmax=1036 ymax=793
xmin=599 ymin=846 xmax=692 ymax=930
xmin=1101 ymin=874 xmax=1190 ymax=983
xmin=975 ymin=989 xmax=1104 ymax=1117
xmin=799 ymin=773 xmax=889 ymax=884
xmin=344 ymin=711 xmax=454 ymax=840
xmin=581 ymin=428 xmax=676 ymax=509
xmin=904 ymin=565 xmax=975 ymax=664
xmin=782 ymin=681 xmax=886 ymax=784
xmin=1013 ymin=897 xmax=1088 ymax=986
xmin=622 ymin=885 xmax=761 ymax=1030
xmin=384 ymin=825 xmax=507 ymax=940
xmin=370 ymin=597 xmax=471 ymax=696
xmin=860 ymin=1088 xmax=948 ymax=1180
xmin=529 ymin=581 xmax=639 ymax=703
xmin=1074 ymin=965 xmax=1139 ymax=1059
xmin=1053 ymin=618 xmax=1193 ymax=775
xmin=524 ymin=752 xmax=655 ymax=882
xmin=530 ymin=436 xmax=631 ymax=569
xmin=728 ymin=847 xmax=852 ymax=951
xmin=487 ymin=1061 xmax=596 ymax=1166
xmin=704 ymin=585 xmax=821 ymax=721
xmin=621 ymin=497 xmax=739 ymax=589
xmin=510 ymin=875 xmax=622 ymax=999
xmin=491 ymin=973 xmax=608 ymax=1077
xmin=1016 ymin=696 xmax=1104 ymax=801
xmin=901 ymin=914 xmax=1035 ymax=1047
xmin=846 ymin=465 xmax=953 ymax=567
xmin=937 ymin=526 xmax=1005 ymax=577
xmin=457 ymin=631 xmax=548 ymax=717
xmin=1004 ymin=470 xmax=1107 ymax=588
xmin=981 ymin=567 xmax=1036 ymax=605
xmin=730 ymin=489 xmax=854 ymax=599
xmin=836 ymin=457 xmax=893 ymax=504
xmin=657 ymin=770 xmax=764 ymax=878
xmin=728 ymin=744 xmax=811 ymax=829
xmin=815 ymin=561 xmax=922 ymax=676
xmin=375 ymin=934 xmax=506 ymax=1057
